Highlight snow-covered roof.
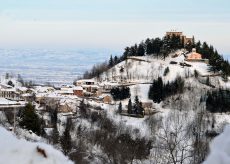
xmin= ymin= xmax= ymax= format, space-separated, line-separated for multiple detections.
xmin=98 ymin=81 xmax=119 ymax=86
xmin=34 ymin=86 xmax=55 ymax=93
xmin=73 ymin=86 xmax=83 ymax=91
xmin=59 ymin=88 xmax=73 ymax=94
xmin=0 ymin=83 xmax=13 ymax=89
xmin=0 ymin=88 xmax=17 ymax=92
xmin=76 ymin=79 xmax=95 ymax=83
xmin=0 ymin=98 xmax=20 ymax=105
xmin=16 ymin=87 xmax=28 ymax=92
xmin=81 ymin=84 xmax=99 ymax=88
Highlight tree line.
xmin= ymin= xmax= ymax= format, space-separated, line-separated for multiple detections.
xmin=148 ymin=76 xmax=185 ymax=103
xmin=110 ymin=86 xmax=130 ymax=101
xmin=206 ymin=89 xmax=230 ymax=113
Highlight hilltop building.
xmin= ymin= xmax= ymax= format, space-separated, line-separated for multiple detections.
xmin=166 ymin=31 xmax=193 ymax=46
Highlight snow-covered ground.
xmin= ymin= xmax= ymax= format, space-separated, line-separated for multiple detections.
xmin=0 ymin=127 xmax=73 ymax=164
xmin=99 ymin=49 xmax=213 ymax=85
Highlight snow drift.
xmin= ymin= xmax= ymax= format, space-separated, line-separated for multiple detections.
xmin=0 ymin=127 xmax=73 ymax=164
xmin=203 ymin=125 xmax=230 ymax=164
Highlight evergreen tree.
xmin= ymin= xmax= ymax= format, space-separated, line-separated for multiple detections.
xmin=137 ymin=43 xmax=145 ymax=56
xmin=194 ymin=70 xmax=199 ymax=78
xmin=185 ymin=40 xmax=193 ymax=52
xmin=148 ymin=77 xmax=163 ymax=103
xmin=133 ymin=96 xmax=144 ymax=116
xmin=109 ymin=55 xmax=114 ymax=67
xmin=130 ymin=46 xmax=136 ymax=56
xmin=51 ymin=124 xmax=59 ymax=144
xmin=134 ymin=44 xmax=138 ymax=55
xmin=114 ymin=56 xmax=118 ymax=64
xmin=40 ymin=117 xmax=47 ymax=138
xmin=134 ymin=95 xmax=139 ymax=105
xmin=127 ymin=99 xmax=132 ymax=114
xmin=61 ymin=118 xmax=72 ymax=155
xmin=123 ymin=47 xmax=130 ymax=60
xmin=153 ymin=38 xmax=163 ymax=58
xmin=118 ymin=102 xmax=122 ymax=114
xmin=206 ymin=76 xmax=210 ymax=86
xmin=145 ymin=38 xmax=152 ymax=55
xmin=51 ymin=108 xmax=58 ymax=125
xmin=19 ymin=103 xmax=41 ymax=135
xmin=79 ymin=99 xmax=88 ymax=118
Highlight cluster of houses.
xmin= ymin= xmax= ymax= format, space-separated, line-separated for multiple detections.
xmin=0 ymin=76 xmax=156 ymax=116
xmin=0 ymin=77 xmax=115 ymax=112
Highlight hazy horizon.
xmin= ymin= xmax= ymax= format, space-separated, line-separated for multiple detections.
xmin=0 ymin=0 xmax=229 ymax=55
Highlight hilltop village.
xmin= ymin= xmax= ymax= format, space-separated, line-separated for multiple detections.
xmin=0 ymin=32 xmax=212 ymax=118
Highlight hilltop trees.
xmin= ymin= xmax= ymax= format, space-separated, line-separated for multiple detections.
xmin=82 ymin=34 xmax=230 ymax=81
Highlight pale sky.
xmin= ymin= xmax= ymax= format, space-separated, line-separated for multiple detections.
xmin=0 ymin=0 xmax=229 ymax=54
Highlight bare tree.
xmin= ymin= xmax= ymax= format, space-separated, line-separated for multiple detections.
xmin=153 ymin=111 xmax=193 ymax=164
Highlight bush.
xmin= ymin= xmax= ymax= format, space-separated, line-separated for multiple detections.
xmin=194 ymin=69 xmax=199 ymax=78
xmin=7 ymin=80 xmax=14 ymax=87
xmin=164 ymin=67 xmax=170 ymax=76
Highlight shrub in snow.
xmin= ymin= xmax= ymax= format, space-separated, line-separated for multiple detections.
xmin=163 ymin=67 xmax=170 ymax=76
xmin=203 ymin=125 xmax=230 ymax=164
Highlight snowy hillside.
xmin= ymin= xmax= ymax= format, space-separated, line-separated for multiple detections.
xmin=1 ymin=48 xmax=230 ymax=164
xmin=99 ymin=49 xmax=212 ymax=84
xmin=0 ymin=127 xmax=73 ymax=164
